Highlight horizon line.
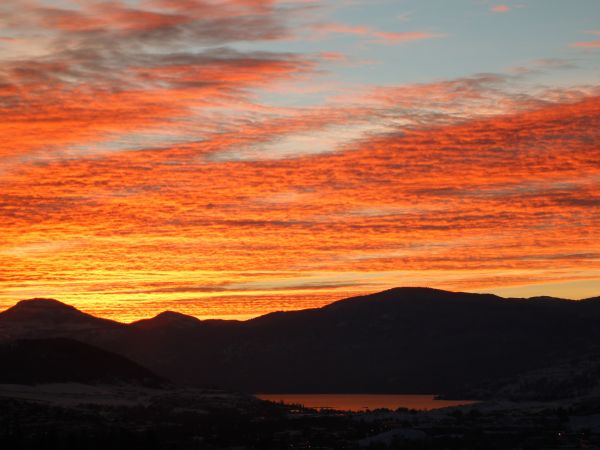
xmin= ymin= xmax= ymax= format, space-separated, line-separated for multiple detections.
xmin=2 ymin=286 xmax=597 ymax=325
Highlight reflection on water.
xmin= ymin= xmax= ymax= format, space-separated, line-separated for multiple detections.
xmin=255 ymin=394 xmax=477 ymax=412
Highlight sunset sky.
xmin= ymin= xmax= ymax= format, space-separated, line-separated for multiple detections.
xmin=1 ymin=0 xmax=599 ymax=321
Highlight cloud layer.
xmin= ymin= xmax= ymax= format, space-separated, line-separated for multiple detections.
xmin=0 ymin=0 xmax=598 ymax=320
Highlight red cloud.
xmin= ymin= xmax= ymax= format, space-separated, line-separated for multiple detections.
xmin=40 ymin=5 xmax=191 ymax=32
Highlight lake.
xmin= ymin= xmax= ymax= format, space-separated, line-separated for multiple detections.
xmin=255 ymin=394 xmax=477 ymax=412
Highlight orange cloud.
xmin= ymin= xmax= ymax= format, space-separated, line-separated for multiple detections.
xmin=1 ymin=90 xmax=598 ymax=320
xmin=571 ymin=41 xmax=600 ymax=48
xmin=491 ymin=5 xmax=511 ymax=13
xmin=311 ymin=22 xmax=441 ymax=44
xmin=0 ymin=0 xmax=598 ymax=321
xmin=318 ymin=52 xmax=347 ymax=61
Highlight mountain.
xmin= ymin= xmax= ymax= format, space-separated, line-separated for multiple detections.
xmin=1 ymin=287 xmax=600 ymax=395
xmin=1 ymin=298 xmax=108 ymax=323
xmin=131 ymin=310 xmax=203 ymax=330
xmin=0 ymin=338 xmax=166 ymax=387
xmin=0 ymin=298 xmax=125 ymax=341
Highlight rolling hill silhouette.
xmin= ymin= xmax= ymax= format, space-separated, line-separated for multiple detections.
xmin=1 ymin=288 xmax=599 ymax=395
xmin=0 ymin=338 xmax=166 ymax=387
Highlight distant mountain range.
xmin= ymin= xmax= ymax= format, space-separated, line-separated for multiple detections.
xmin=1 ymin=287 xmax=599 ymax=396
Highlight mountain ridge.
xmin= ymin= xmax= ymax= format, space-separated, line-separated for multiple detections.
xmin=1 ymin=297 xmax=122 ymax=325
xmin=131 ymin=310 xmax=203 ymax=330
xmin=1 ymin=287 xmax=599 ymax=395
xmin=0 ymin=287 xmax=590 ymax=325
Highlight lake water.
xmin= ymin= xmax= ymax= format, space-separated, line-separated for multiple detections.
xmin=255 ymin=394 xmax=477 ymax=412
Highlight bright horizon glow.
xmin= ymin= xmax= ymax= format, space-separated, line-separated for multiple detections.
xmin=1 ymin=0 xmax=599 ymax=321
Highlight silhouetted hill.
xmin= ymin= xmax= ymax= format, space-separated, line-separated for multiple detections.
xmin=0 ymin=338 xmax=166 ymax=387
xmin=1 ymin=298 xmax=110 ymax=324
xmin=0 ymin=298 xmax=125 ymax=342
xmin=131 ymin=310 xmax=202 ymax=330
xmin=1 ymin=287 xmax=599 ymax=396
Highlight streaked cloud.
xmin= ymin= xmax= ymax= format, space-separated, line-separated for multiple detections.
xmin=0 ymin=0 xmax=598 ymax=320
xmin=310 ymin=22 xmax=442 ymax=44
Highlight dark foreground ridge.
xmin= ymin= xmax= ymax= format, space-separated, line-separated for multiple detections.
xmin=0 ymin=338 xmax=166 ymax=387
xmin=2 ymin=288 xmax=600 ymax=450
xmin=1 ymin=287 xmax=600 ymax=396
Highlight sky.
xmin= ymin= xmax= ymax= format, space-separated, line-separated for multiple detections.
xmin=0 ymin=0 xmax=599 ymax=321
